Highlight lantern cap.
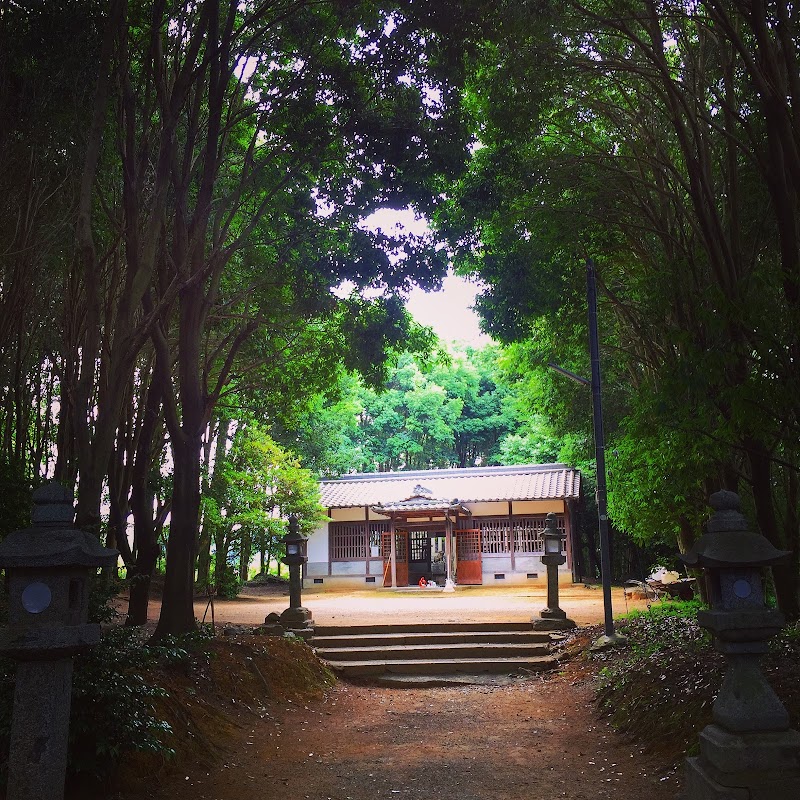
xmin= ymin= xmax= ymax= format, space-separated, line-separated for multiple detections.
xmin=680 ymin=490 xmax=790 ymax=568
xmin=282 ymin=514 xmax=306 ymax=543
xmin=0 ymin=482 xmax=118 ymax=569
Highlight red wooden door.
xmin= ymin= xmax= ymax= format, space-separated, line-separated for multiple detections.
xmin=381 ymin=531 xmax=409 ymax=586
xmin=456 ymin=529 xmax=483 ymax=585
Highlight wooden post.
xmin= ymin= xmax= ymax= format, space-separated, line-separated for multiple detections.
xmin=508 ymin=501 xmax=516 ymax=572
xmin=389 ymin=517 xmax=397 ymax=588
xmin=445 ymin=516 xmax=453 ymax=584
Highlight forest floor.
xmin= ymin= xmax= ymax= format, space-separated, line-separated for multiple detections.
xmin=97 ymin=585 xmax=682 ymax=800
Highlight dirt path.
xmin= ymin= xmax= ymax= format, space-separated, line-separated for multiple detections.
xmin=146 ymin=664 xmax=681 ymax=800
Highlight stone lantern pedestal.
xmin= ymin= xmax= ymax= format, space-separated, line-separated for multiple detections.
xmin=0 ymin=483 xmax=118 ymax=800
xmin=679 ymin=491 xmax=800 ymax=799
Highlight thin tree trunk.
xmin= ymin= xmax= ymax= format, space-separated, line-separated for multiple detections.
xmin=747 ymin=437 xmax=800 ymax=618
xmin=127 ymin=372 xmax=163 ymax=626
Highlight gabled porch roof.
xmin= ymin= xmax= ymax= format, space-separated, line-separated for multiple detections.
xmin=371 ymin=484 xmax=471 ymax=517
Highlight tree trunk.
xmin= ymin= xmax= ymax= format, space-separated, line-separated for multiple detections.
xmin=239 ymin=530 xmax=251 ymax=583
xmin=196 ymin=416 xmax=232 ymax=590
xmin=746 ymin=438 xmax=800 ymax=619
xmin=677 ymin=515 xmax=707 ymax=604
xmin=153 ymin=432 xmax=201 ymax=638
xmin=126 ymin=369 xmax=163 ymax=626
xmin=152 ymin=278 xmax=205 ymax=638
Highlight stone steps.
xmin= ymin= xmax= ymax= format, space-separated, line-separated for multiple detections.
xmin=310 ymin=622 xmax=558 ymax=680
xmin=312 ymin=621 xmax=536 ymax=636
xmin=311 ymin=630 xmax=551 ymax=649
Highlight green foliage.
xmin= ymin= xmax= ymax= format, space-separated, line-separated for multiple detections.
xmin=286 ymin=344 xmax=539 ymax=474
xmin=595 ymin=601 xmax=718 ymax=759
xmin=616 ymin=600 xmax=710 ymax=655
xmin=214 ymin=563 xmax=241 ymax=600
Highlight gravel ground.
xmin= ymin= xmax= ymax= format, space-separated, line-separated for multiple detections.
xmin=144 ymin=584 xmax=654 ymax=629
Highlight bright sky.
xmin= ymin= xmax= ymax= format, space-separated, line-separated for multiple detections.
xmin=360 ymin=208 xmax=492 ymax=348
xmin=406 ymin=272 xmax=491 ymax=347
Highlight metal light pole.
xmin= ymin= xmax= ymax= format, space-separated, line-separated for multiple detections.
xmin=548 ymin=259 xmax=625 ymax=648
xmin=586 ymin=259 xmax=625 ymax=649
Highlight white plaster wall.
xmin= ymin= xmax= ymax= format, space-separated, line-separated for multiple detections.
xmin=514 ymin=555 xmax=545 ymax=573
xmin=306 ymin=522 xmax=329 ymax=563
xmin=305 ymin=561 xmax=328 ymax=577
xmin=482 ymin=556 xmax=513 ymax=572
xmin=331 ymin=561 xmax=367 ymax=576
xmin=303 ymin=575 xmax=379 ymax=590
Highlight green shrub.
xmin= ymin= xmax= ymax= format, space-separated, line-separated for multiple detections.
xmin=67 ymin=628 xmax=174 ymax=780
xmin=616 ymin=600 xmax=710 ymax=656
xmin=594 ymin=600 xmax=800 ymax=760
xmin=215 ymin=563 xmax=241 ymax=599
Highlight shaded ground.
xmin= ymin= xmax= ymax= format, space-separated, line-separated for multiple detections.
xmin=106 ymin=586 xmax=682 ymax=799
xmin=130 ymin=646 xmax=680 ymax=800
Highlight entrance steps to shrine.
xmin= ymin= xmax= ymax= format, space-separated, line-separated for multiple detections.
xmin=309 ymin=622 xmax=557 ymax=679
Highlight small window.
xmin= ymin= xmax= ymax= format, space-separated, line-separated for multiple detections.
xmin=494 ymin=573 xmax=506 ymax=580
xmin=365 ymin=576 xmax=376 ymax=583
xmin=527 ymin=573 xmax=539 ymax=580
xmin=313 ymin=578 xmax=324 ymax=584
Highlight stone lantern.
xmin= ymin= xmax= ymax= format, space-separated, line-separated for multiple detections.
xmin=532 ymin=513 xmax=575 ymax=631
xmin=679 ymin=490 xmax=800 ymax=799
xmin=278 ymin=514 xmax=313 ymax=636
xmin=0 ymin=482 xmax=118 ymax=800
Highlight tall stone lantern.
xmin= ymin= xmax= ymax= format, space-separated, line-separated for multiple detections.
xmin=532 ymin=513 xmax=576 ymax=631
xmin=0 ymin=483 xmax=118 ymax=800
xmin=679 ymin=490 xmax=800 ymax=799
xmin=279 ymin=514 xmax=313 ymax=636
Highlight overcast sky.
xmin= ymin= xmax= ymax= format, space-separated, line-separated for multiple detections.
xmin=406 ymin=271 xmax=491 ymax=347
xmin=360 ymin=208 xmax=491 ymax=348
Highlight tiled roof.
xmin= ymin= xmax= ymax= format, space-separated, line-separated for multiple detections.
xmin=320 ymin=464 xmax=581 ymax=508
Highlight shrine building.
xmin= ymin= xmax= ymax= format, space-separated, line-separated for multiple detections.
xmin=303 ymin=463 xmax=582 ymax=589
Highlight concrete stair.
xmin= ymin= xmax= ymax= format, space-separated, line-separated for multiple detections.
xmin=310 ymin=622 xmax=557 ymax=679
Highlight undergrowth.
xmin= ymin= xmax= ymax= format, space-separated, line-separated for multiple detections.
xmin=0 ymin=623 xmax=218 ymax=791
xmin=593 ymin=600 xmax=800 ymax=763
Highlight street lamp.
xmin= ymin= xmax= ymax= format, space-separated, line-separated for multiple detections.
xmin=547 ymin=258 xmax=625 ymax=649
xmin=279 ymin=515 xmax=314 ymax=636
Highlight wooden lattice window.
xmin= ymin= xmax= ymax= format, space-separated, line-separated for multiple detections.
xmin=330 ymin=521 xmax=391 ymax=560
xmin=514 ymin=515 xmax=566 ymax=553
xmin=410 ymin=531 xmax=429 ymax=561
xmin=456 ymin=529 xmax=481 ymax=560
xmin=330 ymin=523 xmax=368 ymax=560
xmin=369 ymin=522 xmax=390 ymax=550
xmin=474 ymin=518 xmax=511 ymax=554
xmin=380 ymin=531 xmax=408 ymax=560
